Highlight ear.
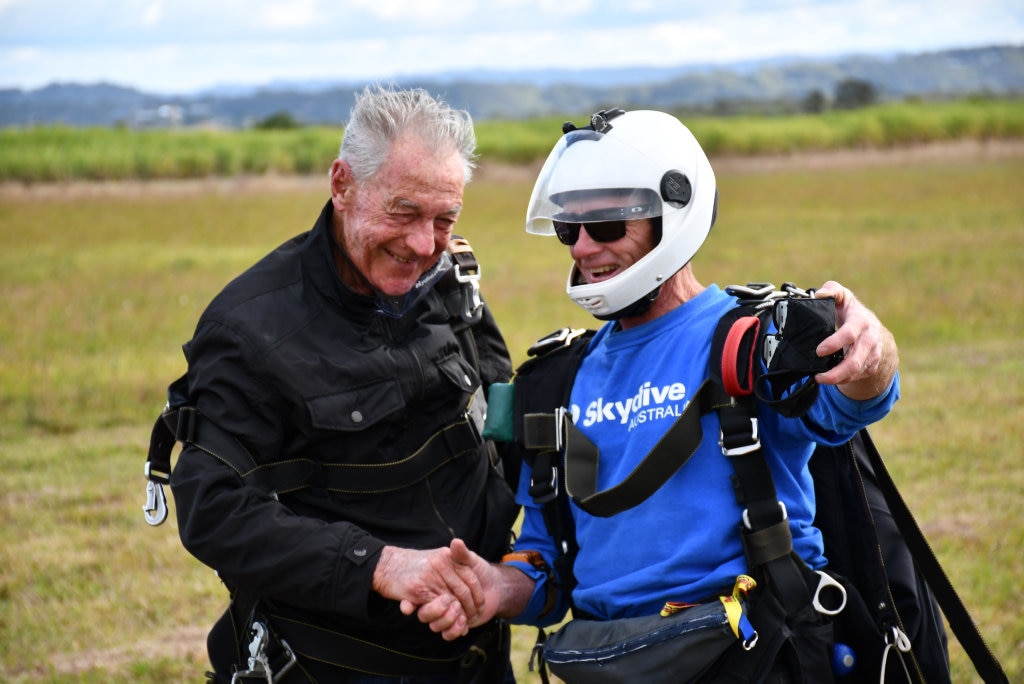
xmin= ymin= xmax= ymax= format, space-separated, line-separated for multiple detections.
xmin=330 ymin=159 xmax=355 ymax=211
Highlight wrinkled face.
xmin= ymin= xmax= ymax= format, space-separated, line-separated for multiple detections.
xmin=561 ymin=197 xmax=656 ymax=286
xmin=331 ymin=134 xmax=465 ymax=297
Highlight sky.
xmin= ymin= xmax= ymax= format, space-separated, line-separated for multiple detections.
xmin=1 ymin=0 xmax=1022 ymax=95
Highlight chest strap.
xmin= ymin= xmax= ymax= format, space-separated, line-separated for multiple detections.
xmin=526 ymin=380 xmax=726 ymax=518
xmin=143 ymin=405 xmax=483 ymax=525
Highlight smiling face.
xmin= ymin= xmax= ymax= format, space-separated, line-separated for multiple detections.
xmin=568 ymin=218 xmax=657 ymax=286
xmin=561 ymin=196 xmax=657 ymax=287
xmin=329 ymin=133 xmax=465 ymax=297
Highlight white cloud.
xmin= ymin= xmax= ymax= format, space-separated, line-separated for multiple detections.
xmin=252 ymin=0 xmax=323 ymax=29
xmin=533 ymin=0 xmax=594 ymax=17
xmin=0 ymin=0 xmax=1020 ymax=92
xmin=141 ymin=1 xmax=164 ymax=27
xmin=343 ymin=0 xmax=479 ymax=23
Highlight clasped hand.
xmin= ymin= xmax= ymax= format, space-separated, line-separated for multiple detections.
xmin=373 ymin=539 xmax=501 ymax=641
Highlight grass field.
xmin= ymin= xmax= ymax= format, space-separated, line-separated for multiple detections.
xmin=2 ymin=98 xmax=1023 ymax=183
xmin=1 ymin=143 xmax=1022 ymax=682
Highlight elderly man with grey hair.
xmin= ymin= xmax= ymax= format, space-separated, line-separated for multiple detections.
xmin=166 ymin=84 xmax=517 ymax=683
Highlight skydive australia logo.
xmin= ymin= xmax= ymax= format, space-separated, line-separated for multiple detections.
xmin=578 ymin=379 xmax=688 ymax=431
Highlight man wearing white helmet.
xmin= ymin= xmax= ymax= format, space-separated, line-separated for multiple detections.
xmin=525 ymin=107 xmax=720 ymax=322
xmin=413 ymin=108 xmax=901 ymax=681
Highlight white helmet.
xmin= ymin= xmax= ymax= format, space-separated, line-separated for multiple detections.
xmin=525 ymin=109 xmax=717 ymax=319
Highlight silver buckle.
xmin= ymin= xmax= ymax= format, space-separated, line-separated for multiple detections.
xmin=811 ymin=570 xmax=848 ymax=616
xmin=528 ymin=327 xmax=588 ymax=357
xmin=742 ymin=501 xmax=788 ymax=530
xmin=454 ymin=263 xmax=483 ymax=324
xmin=142 ymin=462 xmax=168 ymax=526
xmin=553 ymin=406 xmax=567 ymax=452
xmin=719 ymin=417 xmax=760 ymax=456
xmin=231 ymin=622 xmax=297 ymax=684
xmin=726 ymin=283 xmax=776 ymax=299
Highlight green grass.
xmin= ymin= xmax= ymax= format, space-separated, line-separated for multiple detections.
xmin=1 ymin=148 xmax=1022 ymax=682
xmin=2 ymin=98 xmax=1023 ymax=182
xmin=685 ymin=98 xmax=1024 ymax=155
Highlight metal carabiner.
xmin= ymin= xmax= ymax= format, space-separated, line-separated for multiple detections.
xmin=232 ymin=622 xmax=273 ymax=684
xmin=454 ymin=263 xmax=484 ymax=324
xmin=143 ymin=479 xmax=168 ymax=526
xmin=811 ymin=570 xmax=848 ymax=616
xmin=231 ymin=622 xmax=298 ymax=684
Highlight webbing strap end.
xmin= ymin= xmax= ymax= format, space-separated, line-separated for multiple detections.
xmin=174 ymin=406 xmax=198 ymax=444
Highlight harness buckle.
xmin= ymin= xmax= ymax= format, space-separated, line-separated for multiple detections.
xmin=142 ymin=461 xmax=168 ymax=526
xmin=530 ymin=466 xmax=559 ymax=505
xmin=525 ymin=407 xmax=566 ymax=504
xmin=742 ymin=501 xmax=787 ymax=530
xmin=527 ymin=327 xmax=588 ymax=357
xmin=553 ymin=406 xmax=566 ymax=452
xmin=454 ymin=263 xmax=483 ymax=324
xmin=811 ymin=570 xmax=848 ymax=616
xmin=725 ymin=282 xmax=776 ymax=300
xmin=719 ymin=417 xmax=760 ymax=456
xmin=231 ymin=621 xmax=297 ymax=684
xmin=142 ymin=480 xmax=168 ymax=526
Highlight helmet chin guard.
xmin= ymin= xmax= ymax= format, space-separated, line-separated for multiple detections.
xmin=526 ymin=110 xmax=717 ymax=319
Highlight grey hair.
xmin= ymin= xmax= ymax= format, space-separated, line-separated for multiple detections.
xmin=338 ymin=83 xmax=477 ymax=184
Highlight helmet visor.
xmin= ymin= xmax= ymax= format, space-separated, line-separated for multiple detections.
xmin=550 ymin=187 xmax=662 ymax=223
xmin=526 ymin=129 xmax=665 ymax=235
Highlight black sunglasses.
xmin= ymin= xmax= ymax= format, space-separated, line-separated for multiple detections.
xmin=553 ymin=220 xmax=628 ymax=246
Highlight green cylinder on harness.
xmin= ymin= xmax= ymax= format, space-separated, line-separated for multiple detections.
xmin=482 ymin=382 xmax=515 ymax=442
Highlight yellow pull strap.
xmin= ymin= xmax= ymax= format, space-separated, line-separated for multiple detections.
xmin=720 ymin=574 xmax=758 ymax=649
xmin=720 ymin=594 xmax=744 ymax=637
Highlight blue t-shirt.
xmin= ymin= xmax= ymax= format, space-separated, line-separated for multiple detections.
xmin=508 ymin=285 xmax=899 ymax=626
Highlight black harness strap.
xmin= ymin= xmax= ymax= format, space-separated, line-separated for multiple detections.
xmin=711 ymin=298 xmax=823 ymax=623
xmin=146 ymin=405 xmax=482 ymax=498
xmin=716 ymin=395 xmax=817 ymax=621
xmin=521 ymin=413 xmax=560 ymax=452
xmin=266 ymin=613 xmax=484 ymax=678
xmin=545 ymin=294 xmax=821 ymax=618
xmin=857 ymin=431 xmax=1009 ymax=684
xmin=561 ymin=380 xmax=713 ymax=518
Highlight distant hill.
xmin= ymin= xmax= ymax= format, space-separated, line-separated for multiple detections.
xmin=1 ymin=44 xmax=1021 ymax=128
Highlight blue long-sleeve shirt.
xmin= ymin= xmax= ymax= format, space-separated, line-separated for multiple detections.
xmin=507 ymin=285 xmax=899 ymax=626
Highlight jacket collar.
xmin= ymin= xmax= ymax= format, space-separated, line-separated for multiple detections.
xmin=302 ymin=199 xmax=377 ymax=316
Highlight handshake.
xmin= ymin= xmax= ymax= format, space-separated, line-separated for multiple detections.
xmin=372 ymin=538 xmax=532 ymax=641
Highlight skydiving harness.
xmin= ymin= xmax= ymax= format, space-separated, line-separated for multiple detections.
xmin=504 ymin=283 xmax=843 ymax=679
xmin=495 ymin=282 xmax=1007 ymax=683
xmin=140 ymin=237 xmax=503 ymax=683
xmin=141 ymin=236 xmax=485 ymax=528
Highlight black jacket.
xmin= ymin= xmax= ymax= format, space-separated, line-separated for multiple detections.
xmin=170 ymin=200 xmax=516 ymax=661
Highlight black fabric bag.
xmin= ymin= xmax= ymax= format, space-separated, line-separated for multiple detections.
xmin=543 ymin=599 xmax=743 ymax=684
xmin=810 ymin=431 xmax=951 ymax=683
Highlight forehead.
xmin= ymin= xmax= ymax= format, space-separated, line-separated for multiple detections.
xmin=375 ymin=134 xmax=464 ymax=191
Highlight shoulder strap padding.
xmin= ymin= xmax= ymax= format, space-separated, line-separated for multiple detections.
xmin=512 ymin=328 xmax=595 ymax=447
